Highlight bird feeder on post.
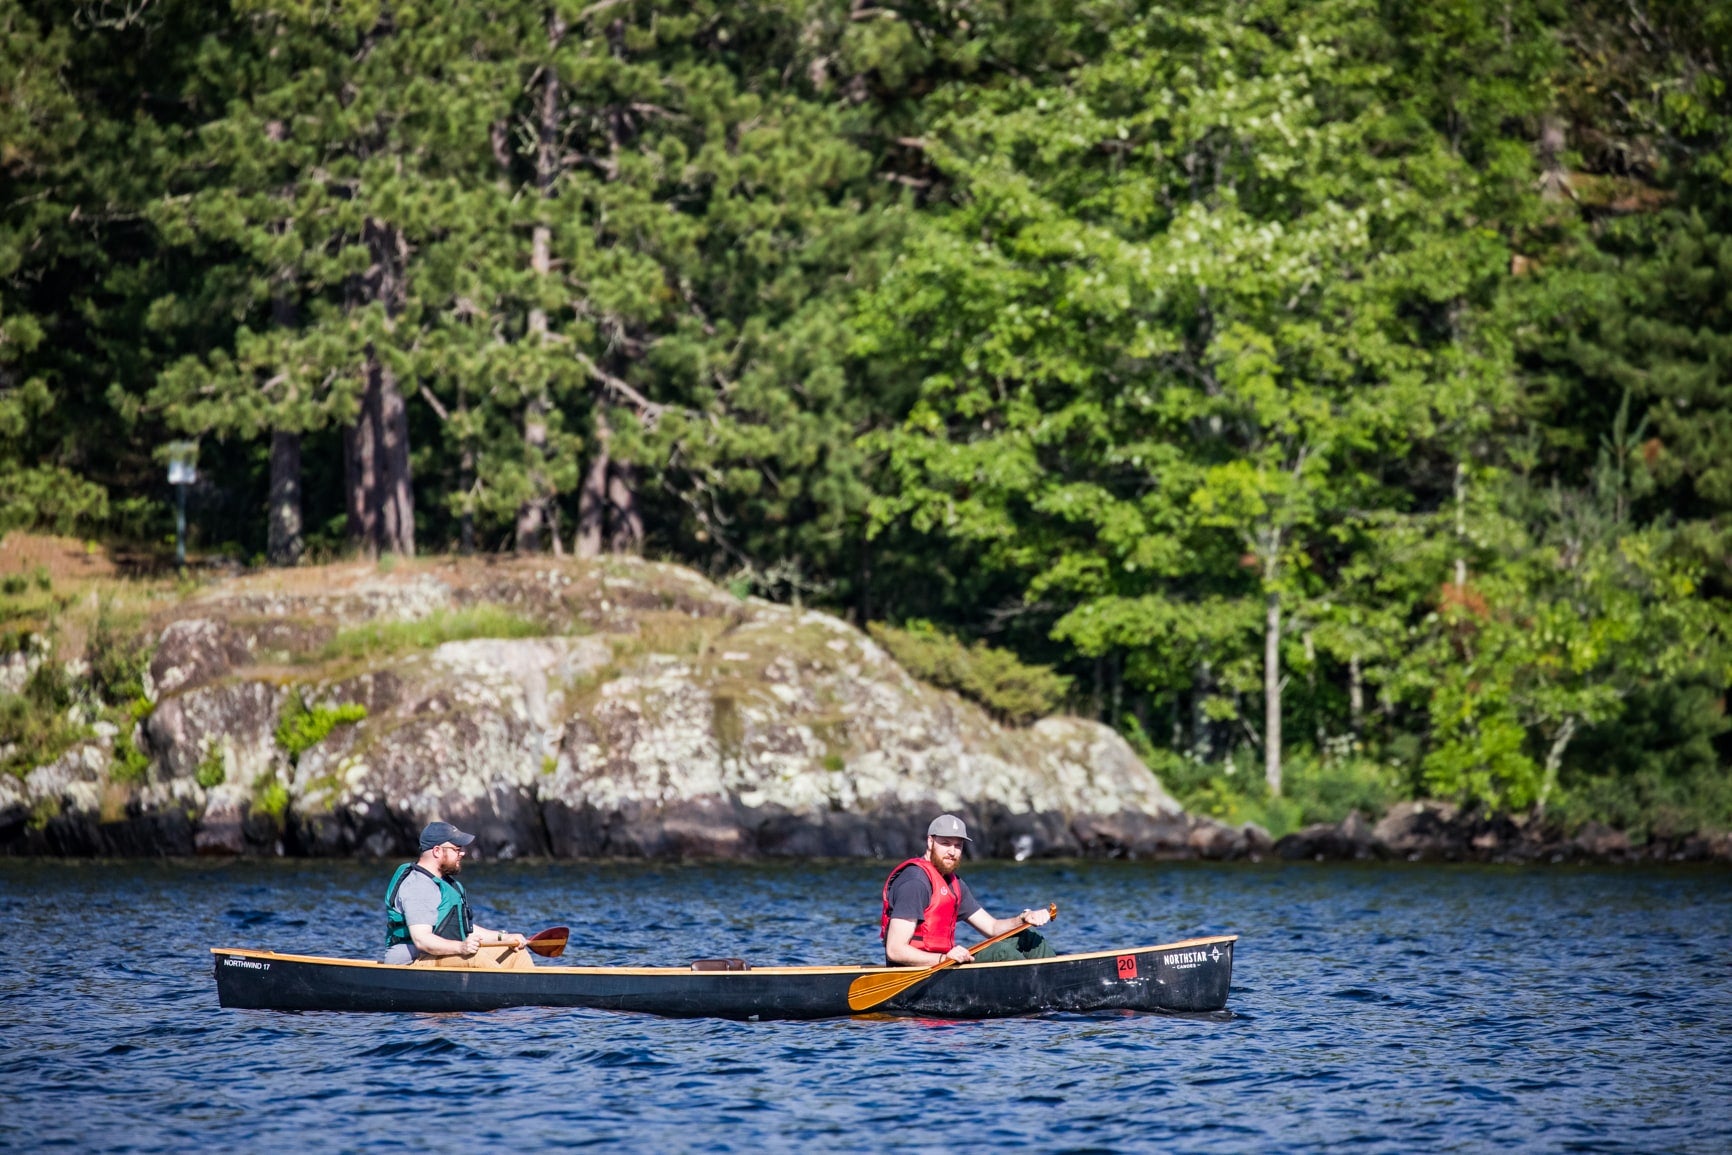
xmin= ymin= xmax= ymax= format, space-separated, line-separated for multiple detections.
xmin=165 ymin=441 xmax=198 ymax=568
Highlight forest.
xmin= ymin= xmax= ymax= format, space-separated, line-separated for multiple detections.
xmin=3 ymin=0 xmax=1730 ymax=838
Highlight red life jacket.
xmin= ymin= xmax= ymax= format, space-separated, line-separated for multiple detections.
xmin=879 ymin=856 xmax=961 ymax=953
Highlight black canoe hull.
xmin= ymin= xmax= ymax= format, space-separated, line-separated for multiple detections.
xmin=212 ymin=936 xmax=1236 ymax=1020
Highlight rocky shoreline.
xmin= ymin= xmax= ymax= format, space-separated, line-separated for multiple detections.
xmin=1273 ymin=803 xmax=1732 ymax=865
xmin=2 ymin=555 xmax=1726 ymax=865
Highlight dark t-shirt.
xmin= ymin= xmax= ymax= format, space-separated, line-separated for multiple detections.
xmin=886 ymin=863 xmax=983 ymax=926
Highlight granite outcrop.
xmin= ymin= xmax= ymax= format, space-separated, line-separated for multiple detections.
xmin=0 ymin=557 xmax=1269 ymax=860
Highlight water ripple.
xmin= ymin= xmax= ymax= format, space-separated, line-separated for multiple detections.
xmin=3 ymin=859 xmax=1730 ymax=1153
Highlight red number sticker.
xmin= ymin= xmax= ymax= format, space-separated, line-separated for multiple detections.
xmin=1116 ymin=954 xmax=1138 ymax=980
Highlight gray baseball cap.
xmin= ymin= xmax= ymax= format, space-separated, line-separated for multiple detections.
xmin=418 ymin=821 xmax=476 ymax=852
xmin=927 ymin=814 xmax=971 ymax=841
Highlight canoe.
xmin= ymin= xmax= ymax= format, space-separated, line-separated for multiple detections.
xmin=210 ymin=935 xmax=1237 ymax=1020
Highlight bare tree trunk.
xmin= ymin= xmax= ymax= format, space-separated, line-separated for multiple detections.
xmin=344 ymin=378 xmax=380 ymax=558
xmin=267 ymin=431 xmax=302 ymax=566
xmin=515 ymin=32 xmax=563 ymax=553
xmin=574 ymin=415 xmax=609 ymax=558
xmin=1191 ymin=660 xmax=1214 ymax=761
xmin=375 ymin=356 xmax=414 ymax=556
xmin=1535 ymin=715 xmax=1579 ymax=816
xmin=266 ymin=290 xmax=303 ymax=566
xmin=1348 ymin=653 xmax=1364 ymax=737
xmin=346 ymin=220 xmax=415 ymax=557
xmin=516 ymin=391 xmax=551 ymax=552
xmin=458 ymin=382 xmax=475 ymax=556
xmin=1454 ymin=460 xmax=1468 ymax=591
xmin=606 ymin=459 xmax=643 ymax=553
xmin=1265 ymin=589 xmax=1283 ymax=796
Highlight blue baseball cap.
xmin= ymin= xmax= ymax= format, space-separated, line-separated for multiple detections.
xmin=418 ymin=821 xmax=476 ymax=852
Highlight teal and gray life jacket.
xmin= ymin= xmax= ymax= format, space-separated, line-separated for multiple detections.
xmin=384 ymin=863 xmax=472 ymax=952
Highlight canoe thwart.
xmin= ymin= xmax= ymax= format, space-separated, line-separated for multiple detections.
xmin=690 ymin=957 xmax=751 ymax=971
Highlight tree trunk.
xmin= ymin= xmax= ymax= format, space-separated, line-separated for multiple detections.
xmin=1191 ymin=660 xmax=1214 ymax=761
xmin=575 ymin=417 xmax=609 ymax=558
xmin=1454 ymin=460 xmax=1468 ymax=591
xmin=267 ymin=430 xmax=303 ymax=566
xmin=1265 ymin=589 xmax=1283 ymax=797
xmin=344 ymin=379 xmax=379 ymax=557
xmin=374 ymin=355 xmax=414 ymax=556
xmin=1535 ymin=715 xmax=1579 ymax=816
xmin=516 ymin=387 xmax=552 ymax=553
xmin=1348 ymin=653 xmax=1364 ymax=737
xmin=515 ymin=34 xmax=563 ymax=553
xmin=266 ymin=291 xmax=303 ymax=566
xmin=458 ymin=382 xmax=475 ymax=556
xmin=345 ymin=220 xmax=415 ymax=557
xmin=606 ymin=459 xmax=643 ymax=553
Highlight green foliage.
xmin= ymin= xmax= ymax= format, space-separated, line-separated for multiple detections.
xmin=0 ymin=636 xmax=88 ymax=777
xmin=319 ymin=606 xmax=545 ymax=663
xmin=252 ymin=779 xmax=290 ymax=820
xmin=195 ymin=745 xmax=227 ymax=789
xmin=109 ymin=727 xmax=151 ymax=785
xmin=1144 ymin=744 xmax=1398 ymax=839
xmin=869 ymin=621 xmax=1071 ymax=725
xmin=275 ymin=694 xmax=368 ymax=763
xmin=87 ymin=600 xmax=151 ymax=706
xmin=1 ymin=0 xmax=1729 ymax=834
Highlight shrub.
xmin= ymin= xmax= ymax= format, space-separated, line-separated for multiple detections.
xmin=0 ymin=637 xmax=89 ymax=777
xmin=253 ymin=779 xmax=290 ymax=819
xmin=276 ymin=692 xmax=368 ymax=762
xmin=868 ymin=620 xmax=1071 ymax=725
xmin=110 ymin=727 xmax=151 ymax=784
xmin=196 ymin=745 xmax=226 ymax=789
xmin=1283 ymin=755 xmax=1400 ymax=826
xmin=88 ymin=600 xmax=152 ymax=706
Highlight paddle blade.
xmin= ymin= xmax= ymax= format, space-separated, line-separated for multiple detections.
xmin=525 ymin=926 xmax=569 ymax=958
xmin=847 ymin=964 xmax=947 ymax=1013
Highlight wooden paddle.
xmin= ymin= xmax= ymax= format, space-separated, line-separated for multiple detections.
xmin=494 ymin=926 xmax=569 ymax=959
xmin=846 ymin=903 xmax=1057 ymax=1013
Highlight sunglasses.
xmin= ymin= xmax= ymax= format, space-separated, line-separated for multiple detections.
xmin=441 ymin=844 xmax=468 ymax=857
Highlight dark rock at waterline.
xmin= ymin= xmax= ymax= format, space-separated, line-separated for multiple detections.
xmin=1265 ymin=801 xmax=1732 ymax=864
xmin=1275 ymin=810 xmax=1380 ymax=861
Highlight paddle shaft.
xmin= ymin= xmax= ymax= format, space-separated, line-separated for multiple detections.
xmin=845 ymin=902 xmax=1058 ymax=1012
xmin=929 ymin=902 xmax=1057 ymax=967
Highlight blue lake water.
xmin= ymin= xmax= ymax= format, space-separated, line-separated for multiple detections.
xmin=3 ymin=858 xmax=1730 ymax=1153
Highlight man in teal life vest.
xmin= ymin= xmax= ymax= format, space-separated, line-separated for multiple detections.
xmin=383 ymin=821 xmax=527 ymax=964
xmin=880 ymin=814 xmax=1055 ymax=966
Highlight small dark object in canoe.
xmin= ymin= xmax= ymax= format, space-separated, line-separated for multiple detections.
xmin=210 ymin=936 xmax=1236 ymax=1021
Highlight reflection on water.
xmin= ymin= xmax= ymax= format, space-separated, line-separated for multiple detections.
xmin=3 ymin=858 xmax=1730 ymax=1152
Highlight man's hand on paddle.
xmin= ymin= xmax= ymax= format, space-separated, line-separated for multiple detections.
xmin=1019 ymin=907 xmax=1051 ymax=928
xmin=944 ymin=945 xmax=975 ymax=964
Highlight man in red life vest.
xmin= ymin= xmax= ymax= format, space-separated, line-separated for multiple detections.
xmin=881 ymin=814 xmax=1055 ymax=966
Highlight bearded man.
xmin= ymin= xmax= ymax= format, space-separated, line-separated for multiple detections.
xmin=382 ymin=821 xmax=527 ymax=964
xmin=880 ymin=814 xmax=1055 ymax=966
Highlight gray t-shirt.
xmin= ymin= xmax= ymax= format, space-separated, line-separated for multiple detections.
xmin=383 ymin=870 xmax=447 ymax=964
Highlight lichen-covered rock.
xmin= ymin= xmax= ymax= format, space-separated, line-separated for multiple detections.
xmin=149 ymin=618 xmax=254 ymax=698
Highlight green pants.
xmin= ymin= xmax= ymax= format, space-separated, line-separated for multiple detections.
xmin=970 ymin=929 xmax=1055 ymax=963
